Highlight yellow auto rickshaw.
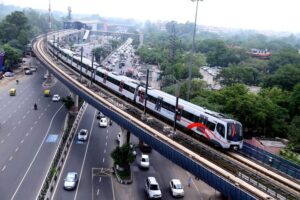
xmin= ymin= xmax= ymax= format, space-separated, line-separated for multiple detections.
xmin=9 ymin=88 xmax=16 ymax=96
xmin=44 ymin=89 xmax=50 ymax=97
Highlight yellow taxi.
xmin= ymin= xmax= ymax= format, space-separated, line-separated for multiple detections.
xmin=9 ymin=88 xmax=16 ymax=96
xmin=44 ymin=89 xmax=50 ymax=97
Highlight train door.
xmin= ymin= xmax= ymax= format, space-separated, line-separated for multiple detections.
xmin=175 ymin=105 xmax=183 ymax=121
xmin=103 ymin=73 xmax=107 ymax=83
xmin=138 ymin=90 xmax=145 ymax=103
xmin=119 ymin=81 xmax=124 ymax=92
xmin=155 ymin=97 xmax=163 ymax=111
xmin=197 ymin=114 xmax=208 ymax=133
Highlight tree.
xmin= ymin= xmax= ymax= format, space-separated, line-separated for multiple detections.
xmin=289 ymin=83 xmax=300 ymax=118
xmin=62 ymin=95 xmax=74 ymax=110
xmin=263 ymin=64 xmax=300 ymax=91
xmin=268 ymin=49 xmax=300 ymax=73
xmin=92 ymin=47 xmax=110 ymax=62
xmin=111 ymin=144 xmax=135 ymax=168
xmin=2 ymin=44 xmax=22 ymax=68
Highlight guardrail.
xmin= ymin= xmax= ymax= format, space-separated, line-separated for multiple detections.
xmin=37 ymin=102 xmax=87 ymax=200
xmin=241 ymin=142 xmax=300 ymax=180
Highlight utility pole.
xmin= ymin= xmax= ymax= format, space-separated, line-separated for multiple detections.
xmin=80 ymin=46 xmax=83 ymax=82
xmin=173 ymin=81 xmax=180 ymax=133
xmin=144 ymin=69 xmax=150 ymax=115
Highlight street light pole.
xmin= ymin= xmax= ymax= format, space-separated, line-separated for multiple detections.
xmin=187 ymin=0 xmax=202 ymax=101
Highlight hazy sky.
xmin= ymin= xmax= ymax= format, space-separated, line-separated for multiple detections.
xmin=1 ymin=0 xmax=300 ymax=32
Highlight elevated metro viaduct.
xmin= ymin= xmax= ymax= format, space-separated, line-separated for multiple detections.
xmin=33 ymin=32 xmax=263 ymax=200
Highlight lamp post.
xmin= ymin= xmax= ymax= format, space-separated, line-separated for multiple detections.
xmin=187 ymin=0 xmax=203 ymax=101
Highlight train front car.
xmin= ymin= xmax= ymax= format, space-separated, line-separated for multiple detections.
xmin=226 ymin=121 xmax=243 ymax=150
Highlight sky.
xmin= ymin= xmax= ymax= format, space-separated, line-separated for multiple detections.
xmin=1 ymin=0 xmax=300 ymax=33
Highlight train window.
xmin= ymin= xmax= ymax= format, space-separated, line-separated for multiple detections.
xmin=216 ymin=123 xmax=225 ymax=138
xmin=206 ymin=121 xmax=216 ymax=131
xmin=148 ymin=95 xmax=156 ymax=104
xmin=155 ymin=97 xmax=163 ymax=111
xmin=199 ymin=115 xmax=208 ymax=125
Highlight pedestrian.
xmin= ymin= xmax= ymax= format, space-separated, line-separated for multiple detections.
xmin=188 ymin=176 xmax=192 ymax=187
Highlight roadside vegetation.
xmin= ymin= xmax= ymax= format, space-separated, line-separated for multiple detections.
xmin=138 ymin=21 xmax=300 ymax=155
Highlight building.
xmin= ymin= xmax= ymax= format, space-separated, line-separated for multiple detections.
xmin=63 ymin=21 xmax=89 ymax=30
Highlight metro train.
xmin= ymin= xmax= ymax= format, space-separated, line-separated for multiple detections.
xmin=47 ymin=40 xmax=243 ymax=149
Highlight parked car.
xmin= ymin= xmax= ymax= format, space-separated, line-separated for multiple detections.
xmin=25 ymin=70 xmax=32 ymax=75
xmin=145 ymin=177 xmax=162 ymax=199
xmin=30 ymin=67 xmax=37 ymax=72
xmin=52 ymin=94 xmax=60 ymax=102
xmin=169 ymin=179 xmax=184 ymax=197
xmin=99 ymin=117 xmax=108 ymax=127
xmin=78 ymin=129 xmax=88 ymax=141
xmin=4 ymin=72 xmax=14 ymax=77
xmin=140 ymin=154 xmax=150 ymax=169
xmin=63 ymin=172 xmax=78 ymax=190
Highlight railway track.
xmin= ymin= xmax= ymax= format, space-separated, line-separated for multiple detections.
xmin=33 ymin=32 xmax=300 ymax=200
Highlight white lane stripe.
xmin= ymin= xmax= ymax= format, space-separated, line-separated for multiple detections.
xmin=2 ymin=166 xmax=6 ymax=171
xmin=9 ymin=156 xmax=13 ymax=161
xmin=102 ymin=158 xmax=105 ymax=163
xmin=11 ymin=105 xmax=64 ymax=200
xmin=104 ymin=149 xmax=106 ymax=154
xmin=7 ymin=133 xmax=11 ymax=137
xmin=97 ymin=189 xmax=100 ymax=196
xmin=1 ymin=139 xmax=5 ymax=143
xmin=15 ymin=147 xmax=19 ymax=152
xmin=105 ymin=142 xmax=107 ymax=146
xmin=48 ymin=104 xmax=88 ymax=200
xmin=74 ymin=107 xmax=96 ymax=200
xmin=20 ymin=140 xmax=24 ymax=144
xmin=99 ymin=177 xmax=101 ymax=183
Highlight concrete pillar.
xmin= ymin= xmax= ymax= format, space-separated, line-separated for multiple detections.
xmin=118 ymin=127 xmax=131 ymax=147
xmin=71 ymin=92 xmax=79 ymax=113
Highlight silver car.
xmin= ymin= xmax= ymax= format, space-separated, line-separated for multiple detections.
xmin=78 ymin=129 xmax=88 ymax=141
xmin=63 ymin=172 xmax=78 ymax=190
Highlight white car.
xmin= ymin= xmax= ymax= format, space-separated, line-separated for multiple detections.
xmin=145 ymin=177 xmax=162 ymax=199
xmin=140 ymin=154 xmax=150 ymax=169
xmin=78 ymin=129 xmax=88 ymax=141
xmin=52 ymin=94 xmax=60 ymax=102
xmin=99 ymin=117 xmax=108 ymax=127
xmin=169 ymin=179 xmax=184 ymax=197
xmin=4 ymin=72 xmax=14 ymax=77
xmin=63 ymin=172 xmax=78 ymax=190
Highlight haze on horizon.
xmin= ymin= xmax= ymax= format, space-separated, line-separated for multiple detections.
xmin=1 ymin=0 xmax=300 ymax=33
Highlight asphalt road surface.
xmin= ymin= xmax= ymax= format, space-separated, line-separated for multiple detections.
xmin=0 ymin=59 xmax=69 ymax=200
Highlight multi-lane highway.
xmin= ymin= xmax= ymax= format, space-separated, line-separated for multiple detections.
xmin=51 ymin=104 xmax=219 ymax=200
xmin=0 ymin=58 xmax=70 ymax=200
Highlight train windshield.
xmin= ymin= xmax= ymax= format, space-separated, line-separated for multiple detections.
xmin=227 ymin=122 xmax=243 ymax=141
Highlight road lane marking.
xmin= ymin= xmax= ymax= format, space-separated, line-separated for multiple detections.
xmin=9 ymin=156 xmax=13 ymax=161
xmin=1 ymin=139 xmax=5 ymax=143
xmin=74 ymin=107 xmax=96 ymax=200
xmin=105 ymin=142 xmax=107 ymax=146
xmin=22 ymin=115 xmax=26 ymax=119
xmin=2 ymin=166 xmax=6 ymax=172
xmin=34 ymin=121 xmax=38 ymax=124
xmin=9 ymin=114 xmax=12 ymax=118
xmin=97 ymin=189 xmax=100 ymax=196
xmin=106 ymin=135 xmax=108 ymax=139
xmin=20 ymin=140 xmax=24 ymax=144
xmin=25 ymin=133 xmax=29 ymax=137
xmin=13 ymin=127 xmax=16 ymax=130
xmin=103 ymin=158 xmax=105 ymax=163
xmin=13 ymin=104 xmax=64 ymax=200
xmin=18 ymin=121 xmax=21 ymax=124
xmin=3 ymin=120 xmax=6 ymax=124
xmin=104 ymin=149 xmax=106 ymax=154
xmin=15 ymin=147 xmax=19 ymax=152
xmin=7 ymin=133 xmax=11 ymax=137
xmin=107 ymin=129 xmax=109 ymax=133
xmin=99 ymin=177 xmax=101 ymax=183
